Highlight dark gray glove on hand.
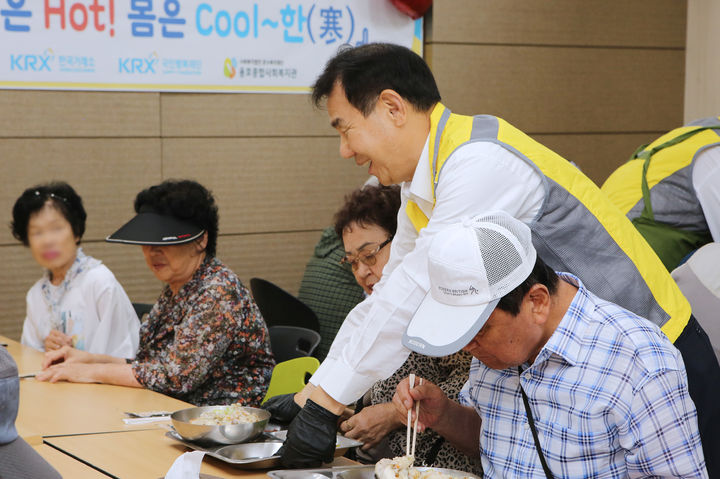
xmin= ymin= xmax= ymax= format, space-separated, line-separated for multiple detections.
xmin=278 ymin=399 xmax=339 ymax=468
xmin=261 ymin=393 xmax=301 ymax=425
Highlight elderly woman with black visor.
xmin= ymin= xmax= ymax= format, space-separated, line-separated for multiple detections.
xmin=38 ymin=180 xmax=275 ymax=406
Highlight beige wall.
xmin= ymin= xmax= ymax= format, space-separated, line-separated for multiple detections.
xmin=428 ymin=0 xmax=686 ymax=183
xmin=0 ymin=0 xmax=687 ymax=340
xmin=685 ymin=0 xmax=720 ymax=122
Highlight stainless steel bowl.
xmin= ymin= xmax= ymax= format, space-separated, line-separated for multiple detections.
xmin=170 ymin=405 xmax=270 ymax=445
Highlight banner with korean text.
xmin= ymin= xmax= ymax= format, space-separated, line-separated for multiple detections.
xmin=0 ymin=0 xmax=422 ymax=93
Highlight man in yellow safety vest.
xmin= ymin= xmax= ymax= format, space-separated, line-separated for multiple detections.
xmin=267 ymin=43 xmax=719 ymax=472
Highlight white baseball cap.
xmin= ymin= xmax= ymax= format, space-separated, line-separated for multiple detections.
xmin=403 ymin=212 xmax=537 ymax=356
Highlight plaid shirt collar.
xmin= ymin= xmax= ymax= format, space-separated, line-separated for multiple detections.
xmin=531 ymin=272 xmax=592 ymax=369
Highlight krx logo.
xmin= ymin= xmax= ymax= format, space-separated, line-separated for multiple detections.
xmin=119 ymin=55 xmax=158 ymax=74
xmin=11 ymin=54 xmax=52 ymax=72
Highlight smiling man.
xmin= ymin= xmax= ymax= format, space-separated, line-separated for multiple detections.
xmin=394 ymin=212 xmax=707 ymax=478
xmin=273 ymin=43 xmax=720 ymax=469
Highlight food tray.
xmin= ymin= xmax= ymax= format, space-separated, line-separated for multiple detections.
xmin=267 ymin=465 xmax=480 ymax=479
xmin=166 ymin=430 xmax=283 ymax=469
xmin=267 ymin=430 xmax=363 ymax=452
xmin=166 ymin=429 xmax=362 ymax=469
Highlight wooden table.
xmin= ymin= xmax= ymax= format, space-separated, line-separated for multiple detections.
xmin=45 ymin=429 xmax=358 ymax=479
xmin=0 ymin=335 xmax=193 ymax=438
xmin=33 ymin=444 xmax=108 ymax=478
xmin=18 ymin=378 xmax=192 ymax=438
xmin=1 ymin=334 xmax=44 ymax=376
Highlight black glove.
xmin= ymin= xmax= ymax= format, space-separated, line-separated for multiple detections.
xmin=278 ymin=399 xmax=339 ymax=468
xmin=262 ymin=393 xmax=301 ymax=425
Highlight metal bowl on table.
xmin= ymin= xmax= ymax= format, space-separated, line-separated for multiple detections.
xmin=170 ymin=405 xmax=270 ymax=445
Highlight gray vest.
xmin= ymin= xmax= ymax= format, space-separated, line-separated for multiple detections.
xmin=628 ymin=117 xmax=720 ymax=234
xmin=431 ymin=110 xmax=680 ymax=332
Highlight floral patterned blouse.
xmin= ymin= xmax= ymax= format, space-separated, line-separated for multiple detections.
xmin=131 ymin=257 xmax=275 ymax=406
xmin=368 ymin=351 xmax=484 ymax=476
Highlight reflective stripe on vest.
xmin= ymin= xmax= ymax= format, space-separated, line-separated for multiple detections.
xmin=601 ymin=118 xmax=720 ymax=270
xmin=407 ymin=103 xmax=691 ymax=342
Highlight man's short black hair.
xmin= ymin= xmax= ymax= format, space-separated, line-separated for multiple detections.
xmin=496 ymin=256 xmax=559 ymax=316
xmin=11 ymin=182 xmax=86 ymax=246
xmin=312 ymin=43 xmax=441 ymax=116
xmin=134 ymin=179 xmax=219 ymax=257
xmin=333 ymin=184 xmax=402 ymax=240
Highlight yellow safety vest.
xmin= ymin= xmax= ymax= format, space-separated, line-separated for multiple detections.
xmin=602 ymin=118 xmax=720 ymax=271
xmin=407 ymin=103 xmax=691 ymax=342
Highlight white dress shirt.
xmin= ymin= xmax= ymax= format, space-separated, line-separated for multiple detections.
xmin=692 ymin=145 xmax=720 ymax=241
xmin=311 ymin=136 xmax=545 ymax=404
xmin=22 ymin=264 xmax=140 ymax=358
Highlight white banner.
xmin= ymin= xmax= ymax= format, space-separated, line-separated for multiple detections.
xmin=0 ymin=0 xmax=422 ymax=93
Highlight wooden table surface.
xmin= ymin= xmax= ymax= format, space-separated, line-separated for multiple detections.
xmin=18 ymin=378 xmax=192 ymax=438
xmin=45 ymin=429 xmax=359 ymax=479
xmin=1 ymin=334 xmax=44 ymax=376
xmin=1 ymin=335 xmax=193 ymax=438
xmin=33 ymin=443 xmax=108 ymax=478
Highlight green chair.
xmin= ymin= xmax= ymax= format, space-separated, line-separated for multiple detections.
xmin=262 ymin=356 xmax=320 ymax=404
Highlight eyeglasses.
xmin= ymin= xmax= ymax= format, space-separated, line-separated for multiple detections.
xmin=340 ymin=237 xmax=393 ymax=271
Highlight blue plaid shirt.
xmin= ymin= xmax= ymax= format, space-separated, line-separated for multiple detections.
xmin=459 ymin=273 xmax=707 ymax=478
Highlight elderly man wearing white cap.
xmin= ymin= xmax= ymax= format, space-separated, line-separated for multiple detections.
xmin=394 ymin=212 xmax=707 ymax=478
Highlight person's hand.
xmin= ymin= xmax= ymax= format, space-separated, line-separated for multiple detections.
xmin=338 ymin=407 xmax=354 ymax=425
xmin=36 ymin=362 xmax=97 ymax=383
xmin=392 ymin=376 xmax=449 ymax=432
xmin=44 ymin=330 xmax=72 ymax=351
xmin=340 ymin=402 xmax=403 ymax=450
xmin=41 ymin=345 xmax=92 ymax=370
xmin=261 ymin=393 xmax=302 ymax=425
xmin=279 ymin=399 xmax=339 ymax=468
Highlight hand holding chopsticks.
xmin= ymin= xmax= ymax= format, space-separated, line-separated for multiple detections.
xmin=406 ymin=374 xmax=424 ymax=458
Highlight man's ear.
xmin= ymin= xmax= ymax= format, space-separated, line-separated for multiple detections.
xmin=377 ymin=89 xmax=407 ymax=126
xmin=527 ymin=283 xmax=551 ymax=324
xmin=463 ymin=334 xmax=481 ymax=353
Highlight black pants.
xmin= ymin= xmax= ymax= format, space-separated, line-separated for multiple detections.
xmin=674 ymin=315 xmax=720 ymax=477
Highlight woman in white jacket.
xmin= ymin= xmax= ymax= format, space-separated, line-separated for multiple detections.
xmin=11 ymin=182 xmax=139 ymax=358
